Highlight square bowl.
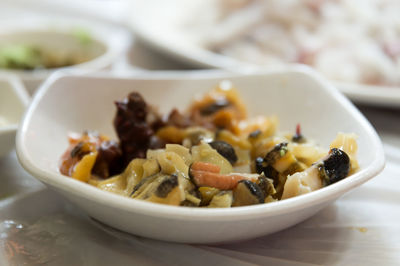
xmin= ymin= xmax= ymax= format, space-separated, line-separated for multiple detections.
xmin=16 ymin=67 xmax=385 ymax=243
xmin=0 ymin=74 xmax=29 ymax=158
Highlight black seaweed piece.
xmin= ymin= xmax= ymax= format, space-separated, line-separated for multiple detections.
xmin=155 ymin=174 xmax=179 ymax=198
xmin=130 ymin=174 xmax=158 ymax=197
xmin=248 ymin=129 xmax=261 ymax=139
xmin=181 ymin=189 xmax=202 ymax=207
xmin=199 ymin=99 xmax=230 ymax=116
xmin=189 ymin=186 xmax=201 ymax=199
xmin=323 ymin=148 xmax=351 ymax=184
xmin=188 ymin=163 xmax=196 ymax=184
xmin=257 ymin=175 xmax=275 ymax=198
xmin=70 ymin=142 xmax=85 ymax=158
xmin=292 ymin=134 xmax=306 ymax=143
xmin=263 ymin=142 xmax=288 ymax=165
xmin=237 ymin=180 xmax=264 ymax=204
xmin=209 ymin=140 xmax=238 ymax=165
xmin=263 ymin=165 xmax=280 ymax=185
xmin=148 ymin=135 xmax=167 ymax=150
xmin=255 ymin=157 xmax=265 ymax=174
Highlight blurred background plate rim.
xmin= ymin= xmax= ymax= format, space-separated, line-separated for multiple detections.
xmin=127 ymin=1 xmax=400 ymax=108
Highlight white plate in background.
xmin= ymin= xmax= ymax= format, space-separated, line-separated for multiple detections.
xmin=16 ymin=67 xmax=384 ymax=243
xmin=128 ymin=0 xmax=400 ymax=108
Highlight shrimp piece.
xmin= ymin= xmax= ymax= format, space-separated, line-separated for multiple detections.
xmin=190 ymin=162 xmax=257 ymax=190
xmin=190 ymin=162 xmax=221 ymax=173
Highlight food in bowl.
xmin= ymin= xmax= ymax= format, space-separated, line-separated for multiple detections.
xmin=188 ymin=0 xmax=400 ymax=86
xmin=0 ymin=29 xmax=105 ymax=71
xmin=59 ymin=81 xmax=358 ymax=207
xmin=0 ymin=44 xmax=88 ymax=70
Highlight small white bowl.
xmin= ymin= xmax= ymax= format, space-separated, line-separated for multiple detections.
xmin=16 ymin=67 xmax=385 ymax=243
xmin=0 ymin=74 xmax=29 ymax=158
xmin=0 ymin=17 xmax=131 ymax=94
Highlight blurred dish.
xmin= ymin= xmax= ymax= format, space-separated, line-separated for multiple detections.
xmin=0 ymin=32 xmax=103 ymax=70
xmin=0 ymin=17 xmax=131 ymax=94
xmin=16 ymin=68 xmax=384 ymax=243
xmin=0 ymin=73 xmax=29 ymax=158
xmin=128 ymin=0 xmax=400 ymax=107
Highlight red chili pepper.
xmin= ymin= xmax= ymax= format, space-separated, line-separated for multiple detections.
xmin=296 ymin=123 xmax=301 ymax=137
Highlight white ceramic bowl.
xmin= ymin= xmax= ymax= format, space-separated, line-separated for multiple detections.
xmin=0 ymin=17 xmax=131 ymax=94
xmin=0 ymin=74 xmax=29 ymax=158
xmin=16 ymin=67 xmax=385 ymax=243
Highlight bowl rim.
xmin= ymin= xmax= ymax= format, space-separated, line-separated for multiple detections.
xmin=16 ymin=66 xmax=385 ymax=221
xmin=0 ymin=17 xmax=131 ymax=79
xmin=0 ymin=73 xmax=30 ymax=133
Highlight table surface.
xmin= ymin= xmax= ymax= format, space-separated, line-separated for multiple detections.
xmin=1 ymin=2 xmax=400 ymax=265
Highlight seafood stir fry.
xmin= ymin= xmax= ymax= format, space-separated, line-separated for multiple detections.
xmin=59 ymin=82 xmax=359 ymax=207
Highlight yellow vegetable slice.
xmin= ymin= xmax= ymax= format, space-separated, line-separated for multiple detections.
xmin=97 ymin=175 xmax=126 ymax=195
xmin=157 ymin=151 xmax=189 ymax=177
xmin=273 ymin=152 xmax=297 ymax=173
xmin=71 ymin=151 xmax=98 ymax=182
